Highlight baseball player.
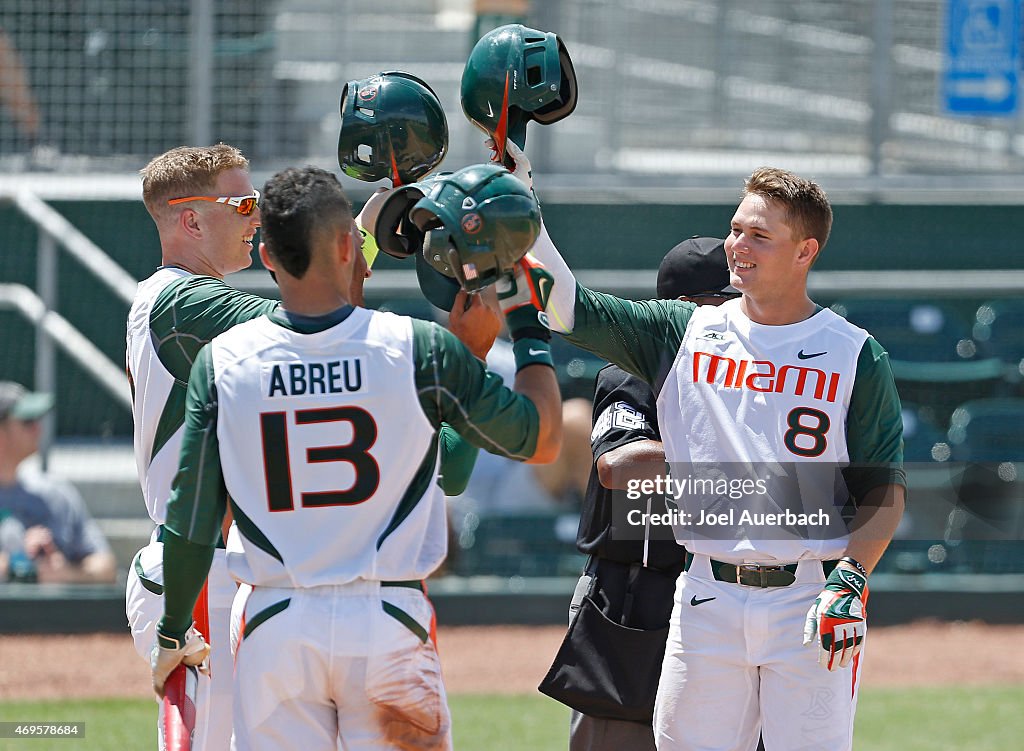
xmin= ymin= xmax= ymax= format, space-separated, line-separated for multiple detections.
xmin=504 ymin=141 xmax=905 ymax=751
xmin=125 ymin=144 xmax=489 ymax=750
xmin=554 ymin=238 xmax=743 ymax=751
xmin=150 ymin=164 xmax=562 ymax=750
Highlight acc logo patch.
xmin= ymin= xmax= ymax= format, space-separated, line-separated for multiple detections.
xmin=461 ymin=213 xmax=482 ymax=234
xmin=358 ymin=86 xmax=378 ymax=101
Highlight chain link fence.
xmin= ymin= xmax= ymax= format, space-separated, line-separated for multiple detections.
xmin=2 ymin=0 xmax=1023 ymax=183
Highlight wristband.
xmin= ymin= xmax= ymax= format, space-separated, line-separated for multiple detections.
xmin=839 ymin=556 xmax=868 ymax=577
xmin=504 ymin=308 xmax=552 ymax=343
xmin=156 ymin=625 xmax=191 ymax=650
xmin=512 ymin=338 xmax=554 ymax=372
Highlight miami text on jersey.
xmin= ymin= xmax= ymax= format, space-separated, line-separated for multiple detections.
xmin=691 ymin=352 xmax=841 ymax=403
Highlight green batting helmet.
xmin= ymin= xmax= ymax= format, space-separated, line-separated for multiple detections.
xmin=370 ymin=172 xmax=452 ymax=260
xmin=338 ymin=71 xmax=448 ymax=186
xmin=408 ymin=163 xmax=541 ymax=293
xmin=461 ymin=24 xmax=578 ymax=165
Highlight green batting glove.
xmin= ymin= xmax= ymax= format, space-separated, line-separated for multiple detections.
xmin=802 ymin=564 xmax=868 ymax=671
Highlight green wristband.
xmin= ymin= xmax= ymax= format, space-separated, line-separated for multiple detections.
xmin=156 ymin=624 xmax=191 ymax=650
xmin=512 ymin=338 xmax=555 ymax=372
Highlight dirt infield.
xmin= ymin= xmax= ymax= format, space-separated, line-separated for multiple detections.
xmin=1 ymin=621 xmax=1022 ymax=701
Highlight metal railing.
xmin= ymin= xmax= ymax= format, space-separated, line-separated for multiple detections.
xmin=0 ymin=189 xmax=135 ymax=461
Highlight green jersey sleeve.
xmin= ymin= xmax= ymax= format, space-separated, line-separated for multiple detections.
xmin=438 ymin=424 xmax=479 ymax=496
xmin=160 ymin=345 xmax=228 ymax=637
xmin=412 ymin=319 xmax=541 ymax=461
xmin=151 ymin=275 xmax=279 ymax=382
xmin=843 ymin=337 xmax=907 ymax=500
xmin=562 ymin=285 xmax=696 ymax=393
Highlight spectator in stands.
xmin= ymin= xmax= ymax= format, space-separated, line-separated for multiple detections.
xmin=0 ymin=381 xmax=116 ymax=583
xmin=0 ymin=29 xmax=40 ymax=143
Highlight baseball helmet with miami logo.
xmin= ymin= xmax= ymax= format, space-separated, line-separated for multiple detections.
xmin=408 ymin=163 xmax=541 ymax=293
xmin=338 ymin=71 xmax=448 ymax=185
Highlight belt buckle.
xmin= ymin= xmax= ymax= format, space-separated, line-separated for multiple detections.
xmin=738 ymin=564 xmax=783 ymax=588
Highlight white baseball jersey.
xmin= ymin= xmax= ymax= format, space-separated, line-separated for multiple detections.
xmin=212 ymin=309 xmax=446 ymax=587
xmin=657 ymin=298 xmax=867 ymax=562
xmin=161 ymin=305 xmax=545 ymax=607
xmin=126 ymin=266 xmax=191 ymax=523
xmin=126 ymin=268 xmax=278 ymax=523
xmin=555 ymin=285 xmax=905 ymax=564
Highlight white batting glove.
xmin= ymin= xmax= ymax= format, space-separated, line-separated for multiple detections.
xmin=802 ymin=565 xmax=869 ymax=671
xmin=355 ymin=187 xmax=392 ymax=239
xmin=485 ymin=137 xmax=533 ymax=192
xmin=151 ymin=625 xmax=210 ymax=698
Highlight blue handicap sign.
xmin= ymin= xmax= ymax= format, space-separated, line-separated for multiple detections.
xmin=943 ymin=0 xmax=1020 ymax=116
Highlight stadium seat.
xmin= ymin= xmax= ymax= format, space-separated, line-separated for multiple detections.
xmin=832 ymin=299 xmax=1006 ymax=426
xmin=451 ymin=510 xmax=585 ymax=578
xmin=973 ymin=299 xmax=1024 ymax=387
xmin=900 ymin=402 xmax=950 ymax=463
xmin=946 ymin=398 xmax=1024 ymax=462
xmin=943 ymin=398 xmax=1024 ymax=541
xmin=831 ymin=299 xmax=985 ymax=364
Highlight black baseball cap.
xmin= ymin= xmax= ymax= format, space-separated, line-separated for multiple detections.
xmin=0 ymin=382 xmax=54 ymax=422
xmin=656 ymin=236 xmax=739 ymax=301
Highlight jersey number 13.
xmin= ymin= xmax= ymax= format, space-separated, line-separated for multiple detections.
xmin=260 ymin=406 xmax=380 ymax=511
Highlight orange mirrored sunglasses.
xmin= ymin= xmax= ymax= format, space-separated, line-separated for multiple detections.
xmin=168 ymin=188 xmax=260 ymax=216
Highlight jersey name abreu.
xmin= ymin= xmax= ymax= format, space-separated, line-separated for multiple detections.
xmin=264 ymin=358 xmax=366 ymax=397
xmin=212 ymin=309 xmax=447 ymax=587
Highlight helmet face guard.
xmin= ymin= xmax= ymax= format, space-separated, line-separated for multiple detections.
xmin=461 ymin=24 xmax=578 ymax=164
xmin=339 ymin=71 xmax=449 ymax=186
xmin=408 ymin=163 xmax=541 ymax=294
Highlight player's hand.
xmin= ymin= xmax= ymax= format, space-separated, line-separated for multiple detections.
xmin=486 ymin=137 xmax=533 ymax=192
xmin=151 ymin=625 xmax=210 ymax=698
xmin=803 ymin=564 xmax=869 ymax=671
xmin=449 ymin=288 xmax=501 ymax=361
xmin=496 ymin=253 xmax=554 ymax=339
xmin=355 ymin=187 xmax=392 ymax=242
xmin=23 ymin=525 xmax=56 ymax=558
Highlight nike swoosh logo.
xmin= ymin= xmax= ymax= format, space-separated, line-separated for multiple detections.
xmin=797 ymin=350 xmax=827 ymax=359
xmin=690 ymin=595 xmax=716 ymax=606
xmin=529 ymin=348 xmax=547 ymax=356
xmin=537 ymin=277 xmax=552 ymax=304
xmin=486 ymin=101 xmax=495 ymax=118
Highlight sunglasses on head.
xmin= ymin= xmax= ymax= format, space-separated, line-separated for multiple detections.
xmin=168 ymin=188 xmax=261 ymax=216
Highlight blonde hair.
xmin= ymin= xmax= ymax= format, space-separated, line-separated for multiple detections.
xmin=744 ymin=167 xmax=833 ymax=252
xmin=140 ymin=144 xmax=249 ymax=221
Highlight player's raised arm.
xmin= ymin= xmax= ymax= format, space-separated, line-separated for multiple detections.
xmin=499 ymin=138 xmax=697 ymax=389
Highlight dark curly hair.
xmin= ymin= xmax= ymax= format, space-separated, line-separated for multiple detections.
xmin=259 ymin=166 xmax=352 ymax=278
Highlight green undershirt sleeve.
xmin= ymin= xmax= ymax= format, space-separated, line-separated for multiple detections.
xmin=438 ymin=424 xmax=479 ymax=496
xmin=412 ymin=319 xmax=541 ymax=461
xmin=562 ymin=285 xmax=695 ymax=393
xmin=843 ymin=337 xmax=907 ymax=500
xmin=159 ymin=346 xmax=228 ymax=637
